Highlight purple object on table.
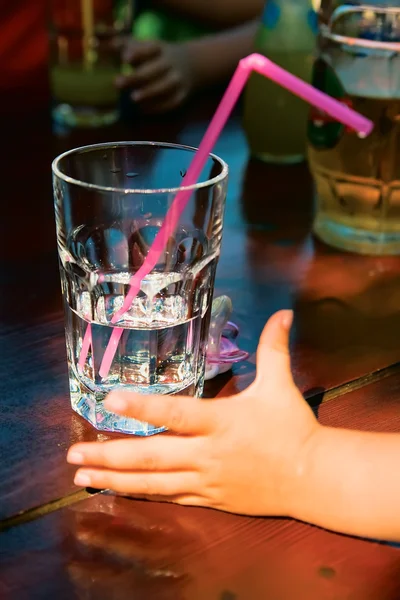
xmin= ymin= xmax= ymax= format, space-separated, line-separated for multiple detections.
xmin=205 ymin=296 xmax=249 ymax=380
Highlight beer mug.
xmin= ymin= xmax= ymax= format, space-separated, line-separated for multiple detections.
xmin=308 ymin=1 xmax=400 ymax=255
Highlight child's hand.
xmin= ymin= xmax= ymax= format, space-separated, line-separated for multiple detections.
xmin=115 ymin=40 xmax=194 ymax=114
xmin=67 ymin=310 xmax=320 ymax=517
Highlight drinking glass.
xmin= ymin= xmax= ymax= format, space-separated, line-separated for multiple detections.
xmin=308 ymin=5 xmax=400 ymax=254
xmin=52 ymin=142 xmax=228 ymax=434
xmin=49 ymin=0 xmax=133 ymax=128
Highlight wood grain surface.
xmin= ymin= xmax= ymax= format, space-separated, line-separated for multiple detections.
xmin=1 ymin=490 xmax=399 ymax=600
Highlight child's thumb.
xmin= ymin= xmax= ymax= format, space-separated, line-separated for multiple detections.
xmin=255 ymin=310 xmax=293 ymax=382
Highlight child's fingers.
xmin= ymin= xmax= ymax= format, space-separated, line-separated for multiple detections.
xmin=122 ymin=40 xmax=162 ymax=65
xmin=104 ymin=391 xmax=220 ymax=435
xmin=115 ymin=57 xmax=169 ymax=90
xmin=108 ymin=34 xmax=131 ymax=54
xmin=73 ymin=468 xmax=200 ymax=497
xmin=67 ymin=436 xmax=201 ymax=472
xmin=129 ymin=57 xmax=170 ymax=87
xmin=254 ymin=310 xmax=293 ymax=386
xmin=132 ymin=71 xmax=180 ymax=102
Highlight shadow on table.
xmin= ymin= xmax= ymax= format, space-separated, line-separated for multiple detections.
xmin=237 ymin=158 xmax=400 ymax=396
xmin=64 ymin=496 xmax=204 ymax=599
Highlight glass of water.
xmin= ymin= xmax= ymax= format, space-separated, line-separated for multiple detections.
xmin=52 ymin=142 xmax=228 ymax=435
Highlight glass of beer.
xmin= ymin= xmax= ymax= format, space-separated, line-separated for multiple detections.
xmin=308 ymin=5 xmax=400 ymax=255
xmin=49 ymin=0 xmax=133 ymax=128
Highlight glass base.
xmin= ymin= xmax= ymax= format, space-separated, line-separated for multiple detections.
xmin=69 ymin=368 xmax=204 ymax=436
xmin=250 ymin=150 xmax=305 ymax=165
xmin=313 ymin=215 xmax=400 ymax=256
xmin=72 ymin=395 xmax=166 ymax=436
xmin=52 ymin=103 xmax=119 ymax=129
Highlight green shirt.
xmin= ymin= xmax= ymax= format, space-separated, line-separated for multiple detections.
xmin=133 ymin=6 xmax=211 ymax=42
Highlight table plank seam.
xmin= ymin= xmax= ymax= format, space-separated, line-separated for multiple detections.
xmin=2 ymin=362 xmax=400 ymax=532
xmin=306 ymin=361 xmax=400 ymax=407
xmin=0 ymin=489 xmax=102 ymax=532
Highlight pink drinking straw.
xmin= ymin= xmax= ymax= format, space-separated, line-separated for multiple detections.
xmin=78 ymin=53 xmax=373 ymax=378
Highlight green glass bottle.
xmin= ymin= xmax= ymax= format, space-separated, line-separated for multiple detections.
xmin=243 ymin=0 xmax=318 ymax=164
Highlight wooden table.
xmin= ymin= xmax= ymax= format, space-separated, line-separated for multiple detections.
xmin=1 ymin=91 xmax=400 ymax=600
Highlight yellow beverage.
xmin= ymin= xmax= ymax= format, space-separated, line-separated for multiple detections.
xmin=309 ymin=95 xmax=400 ymax=254
xmin=51 ymin=65 xmax=119 ymax=107
xmin=308 ymin=5 xmax=400 ymax=254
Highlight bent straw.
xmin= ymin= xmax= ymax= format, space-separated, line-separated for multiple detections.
xmin=77 ymin=53 xmax=373 ymax=378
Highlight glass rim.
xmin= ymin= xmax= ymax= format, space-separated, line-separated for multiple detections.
xmin=52 ymin=141 xmax=229 ymax=194
xmin=322 ymin=28 xmax=400 ymax=52
xmin=323 ymin=5 xmax=400 ymax=53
